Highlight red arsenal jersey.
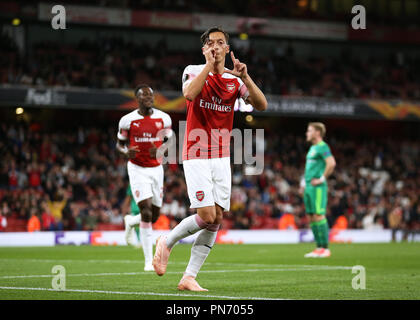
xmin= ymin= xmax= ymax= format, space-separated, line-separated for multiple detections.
xmin=181 ymin=64 xmax=249 ymax=160
xmin=118 ymin=108 xmax=172 ymax=167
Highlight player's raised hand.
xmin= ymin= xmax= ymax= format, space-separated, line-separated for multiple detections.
xmin=225 ymin=51 xmax=248 ymax=79
xmin=127 ymin=145 xmax=140 ymax=159
xmin=203 ymin=47 xmax=216 ymax=66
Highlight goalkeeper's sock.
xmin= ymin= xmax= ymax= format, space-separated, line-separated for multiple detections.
xmin=139 ymin=222 xmax=153 ymax=266
xmin=317 ymin=218 xmax=329 ymax=249
xmin=166 ymin=214 xmax=206 ymax=249
xmin=185 ymin=225 xmax=219 ymax=278
xmin=310 ymin=221 xmax=321 ymax=248
xmin=134 ymin=226 xmax=140 ymax=242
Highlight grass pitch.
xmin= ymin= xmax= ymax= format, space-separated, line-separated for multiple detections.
xmin=0 ymin=243 xmax=419 ymax=300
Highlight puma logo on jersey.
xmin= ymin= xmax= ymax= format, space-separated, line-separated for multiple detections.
xmin=133 ymin=123 xmax=140 ymax=127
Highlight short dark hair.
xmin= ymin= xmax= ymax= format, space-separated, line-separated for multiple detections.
xmin=134 ymin=84 xmax=151 ymax=97
xmin=200 ymin=26 xmax=229 ymax=46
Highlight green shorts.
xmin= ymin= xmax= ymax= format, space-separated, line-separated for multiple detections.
xmin=303 ymin=184 xmax=328 ymax=215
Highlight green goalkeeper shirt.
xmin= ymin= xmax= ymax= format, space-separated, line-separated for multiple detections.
xmin=304 ymin=141 xmax=332 ymax=185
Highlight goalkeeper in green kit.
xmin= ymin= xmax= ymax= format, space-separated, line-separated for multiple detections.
xmin=300 ymin=122 xmax=336 ymax=258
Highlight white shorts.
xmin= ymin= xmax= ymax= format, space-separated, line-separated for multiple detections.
xmin=127 ymin=161 xmax=164 ymax=208
xmin=183 ymin=157 xmax=231 ymax=212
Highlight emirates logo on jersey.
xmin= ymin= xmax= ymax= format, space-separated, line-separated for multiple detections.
xmin=196 ymin=191 xmax=205 ymax=202
xmin=155 ymin=122 xmax=162 ymax=129
xmin=226 ymin=83 xmax=236 ymax=93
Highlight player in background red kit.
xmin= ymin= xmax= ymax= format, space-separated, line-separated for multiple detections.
xmin=117 ymin=84 xmax=173 ymax=271
xmin=153 ymin=27 xmax=267 ymax=291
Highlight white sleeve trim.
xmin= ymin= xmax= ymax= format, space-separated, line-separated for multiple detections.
xmin=117 ymin=115 xmax=130 ymax=140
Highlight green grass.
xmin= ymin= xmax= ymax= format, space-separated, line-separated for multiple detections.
xmin=0 ymin=243 xmax=419 ymax=300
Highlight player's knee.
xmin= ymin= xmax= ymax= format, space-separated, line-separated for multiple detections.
xmin=138 ymin=203 xmax=152 ymax=222
xmin=197 ymin=208 xmax=216 ymax=224
xmin=141 ymin=212 xmax=152 ymax=222
xmin=202 ymin=214 xmax=216 ymax=225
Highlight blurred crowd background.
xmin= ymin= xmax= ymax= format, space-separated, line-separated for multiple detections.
xmin=2 ymin=34 xmax=420 ymax=100
xmin=19 ymin=0 xmax=419 ymax=26
xmin=1 ymin=120 xmax=419 ymax=234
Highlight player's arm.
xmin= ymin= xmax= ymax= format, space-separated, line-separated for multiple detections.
xmin=323 ymin=156 xmax=336 ymax=178
xmin=160 ymin=130 xmax=175 ymax=153
xmin=116 ymin=119 xmax=140 ymax=159
xmin=116 ymin=139 xmax=139 ymax=159
xmin=149 ymin=133 xmax=174 ymax=159
xmin=311 ymin=156 xmax=336 ymax=186
xmin=242 ymin=76 xmax=267 ymax=111
xmin=225 ymin=51 xmax=267 ymax=111
xmin=183 ymin=48 xmax=215 ymax=101
xmin=149 ymin=114 xmax=174 ymax=159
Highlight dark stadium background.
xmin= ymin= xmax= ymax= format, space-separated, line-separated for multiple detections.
xmin=0 ymin=0 xmax=419 ymax=238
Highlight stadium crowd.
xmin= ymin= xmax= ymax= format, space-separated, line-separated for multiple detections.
xmin=18 ymin=0 xmax=416 ymax=25
xmin=2 ymin=34 xmax=420 ymax=100
xmin=0 ymin=121 xmax=419 ymax=234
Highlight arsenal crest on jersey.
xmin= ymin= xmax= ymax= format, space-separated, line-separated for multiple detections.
xmin=196 ymin=190 xmax=205 ymax=201
xmin=155 ymin=122 xmax=163 ymax=129
xmin=226 ymin=83 xmax=236 ymax=93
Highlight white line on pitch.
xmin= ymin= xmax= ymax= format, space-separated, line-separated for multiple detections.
xmin=0 ymin=266 xmax=351 ymax=279
xmin=0 ymin=286 xmax=286 ymax=300
xmin=0 ymin=258 xmax=352 ymax=269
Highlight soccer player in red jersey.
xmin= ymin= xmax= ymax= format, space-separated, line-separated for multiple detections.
xmin=153 ymin=27 xmax=267 ymax=291
xmin=117 ymin=84 xmax=173 ymax=271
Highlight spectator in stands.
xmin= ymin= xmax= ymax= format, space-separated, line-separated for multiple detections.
xmin=84 ymin=209 xmax=99 ymax=231
xmin=40 ymin=201 xmax=55 ymax=231
xmin=0 ymin=212 xmax=7 ymax=232
xmin=388 ymin=201 xmax=403 ymax=241
xmin=47 ymin=190 xmax=68 ymax=231
xmin=27 ymin=208 xmax=41 ymax=232
xmin=70 ymin=203 xmax=84 ymax=231
xmin=2 ymin=32 xmax=420 ymax=100
xmin=109 ymin=208 xmax=123 ymax=226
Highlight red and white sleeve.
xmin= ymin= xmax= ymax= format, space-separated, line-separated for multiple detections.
xmin=238 ymin=78 xmax=250 ymax=101
xmin=117 ymin=116 xmax=129 ymax=141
